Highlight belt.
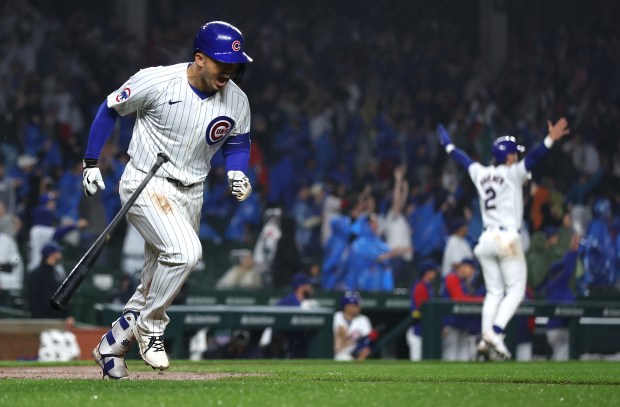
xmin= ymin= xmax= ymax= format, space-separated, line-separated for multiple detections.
xmin=484 ymin=225 xmax=521 ymax=233
xmin=166 ymin=177 xmax=197 ymax=188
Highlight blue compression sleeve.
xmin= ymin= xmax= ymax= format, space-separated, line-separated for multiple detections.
xmin=524 ymin=142 xmax=551 ymax=171
xmin=84 ymin=100 xmax=119 ymax=160
xmin=449 ymin=147 xmax=475 ymax=170
xmin=222 ymin=132 xmax=251 ymax=173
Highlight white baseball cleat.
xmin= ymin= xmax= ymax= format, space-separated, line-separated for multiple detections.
xmin=482 ymin=330 xmax=511 ymax=361
xmin=132 ymin=324 xmax=170 ymax=370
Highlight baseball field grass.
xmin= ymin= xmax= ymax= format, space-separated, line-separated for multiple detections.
xmin=0 ymin=360 xmax=619 ymax=407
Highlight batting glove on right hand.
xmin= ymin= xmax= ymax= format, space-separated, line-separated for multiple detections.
xmin=437 ymin=124 xmax=453 ymax=148
xmin=83 ymin=159 xmax=106 ymax=196
xmin=227 ymin=170 xmax=252 ymax=202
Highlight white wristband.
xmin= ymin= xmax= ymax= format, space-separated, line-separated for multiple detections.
xmin=543 ymin=136 xmax=554 ymax=149
xmin=446 ymin=144 xmax=455 ymax=153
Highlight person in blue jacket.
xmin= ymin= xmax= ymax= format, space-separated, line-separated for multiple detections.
xmin=578 ymin=198 xmax=616 ymax=297
xmin=345 ymin=213 xmax=407 ymax=292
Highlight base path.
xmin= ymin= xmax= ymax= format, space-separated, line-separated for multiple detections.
xmin=0 ymin=365 xmax=257 ymax=380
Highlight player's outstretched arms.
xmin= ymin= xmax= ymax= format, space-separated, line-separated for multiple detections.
xmin=227 ymin=170 xmax=252 ymax=201
xmin=436 ymin=124 xmax=474 ymax=169
xmin=524 ymin=117 xmax=570 ymax=171
xmin=547 ymin=117 xmax=570 ymax=142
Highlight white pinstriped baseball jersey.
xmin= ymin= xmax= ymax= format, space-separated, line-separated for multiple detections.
xmin=107 ymin=62 xmax=251 ymax=185
xmin=468 ymin=161 xmax=529 ymax=230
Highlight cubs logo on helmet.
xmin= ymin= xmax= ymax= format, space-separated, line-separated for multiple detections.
xmin=115 ymin=87 xmax=131 ymax=102
xmin=194 ymin=21 xmax=253 ymax=64
xmin=492 ymin=135 xmax=525 ymax=164
xmin=206 ymin=116 xmax=235 ymax=145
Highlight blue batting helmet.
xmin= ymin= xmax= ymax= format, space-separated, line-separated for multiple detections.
xmin=492 ymin=136 xmax=525 ymax=164
xmin=194 ymin=21 xmax=253 ymax=64
xmin=341 ymin=291 xmax=362 ymax=308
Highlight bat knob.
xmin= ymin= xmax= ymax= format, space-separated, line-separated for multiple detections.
xmin=157 ymin=153 xmax=170 ymax=164
xmin=49 ymin=298 xmax=64 ymax=311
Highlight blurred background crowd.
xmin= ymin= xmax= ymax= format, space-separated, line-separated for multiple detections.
xmin=0 ymin=0 xmax=619 ymax=326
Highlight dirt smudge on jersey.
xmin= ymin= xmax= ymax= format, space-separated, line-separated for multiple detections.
xmin=150 ymin=192 xmax=173 ymax=215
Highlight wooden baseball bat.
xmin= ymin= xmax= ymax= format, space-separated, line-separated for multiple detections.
xmin=49 ymin=153 xmax=169 ymax=310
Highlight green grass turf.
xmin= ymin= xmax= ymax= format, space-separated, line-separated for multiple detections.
xmin=0 ymin=360 xmax=619 ymax=407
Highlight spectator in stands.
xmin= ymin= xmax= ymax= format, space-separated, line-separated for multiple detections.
xmin=441 ymin=258 xmax=483 ymax=361
xmin=563 ymin=169 xmax=603 ymax=235
xmin=292 ymin=182 xmax=322 ymax=258
xmin=321 ymin=213 xmax=351 ymax=290
xmin=215 ymin=249 xmax=262 ymax=290
xmin=333 ymin=291 xmax=376 ymax=361
xmin=0 ymin=158 xmax=17 ymax=215
xmin=0 ymin=201 xmax=20 ymax=238
xmin=538 ymin=235 xmax=580 ymax=360
xmin=271 ymin=215 xmax=303 ymax=289
xmin=27 ymin=193 xmax=87 ymax=274
xmin=0 ymin=230 xmax=24 ymax=294
xmin=379 ymin=165 xmax=413 ymax=288
xmin=408 ymin=192 xmax=448 ymax=265
xmin=252 ymin=208 xmax=283 ymax=287
xmin=344 ymin=213 xmax=400 ymax=292
xmin=26 ymin=242 xmax=69 ymax=318
xmin=579 ymin=198 xmax=617 ymax=297
xmin=441 ymin=218 xmax=473 ymax=278
xmin=406 ymin=260 xmax=439 ymax=361
xmin=526 ymin=224 xmax=572 ymax=290
xmin=56 ymin=159 xmax=83 ymax=223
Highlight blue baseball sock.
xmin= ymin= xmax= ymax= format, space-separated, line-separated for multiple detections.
xmin=492 ymin=325 xmax=503 ymax=334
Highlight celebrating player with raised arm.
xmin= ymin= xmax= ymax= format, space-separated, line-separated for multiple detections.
xmin=86 ymin=21 xmax=253 ymax=379
xmin=437 ymin=118 xmax=570 ymax=360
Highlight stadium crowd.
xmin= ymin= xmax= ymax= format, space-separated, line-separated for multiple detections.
xmin=0 ymin=0 xmax=619 ymax=359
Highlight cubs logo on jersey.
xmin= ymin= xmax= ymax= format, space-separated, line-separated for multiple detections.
xmin=116 ymin=88 xmax=131 ymax=102
xmin=206 ymin=116 xmax=235 ymax=145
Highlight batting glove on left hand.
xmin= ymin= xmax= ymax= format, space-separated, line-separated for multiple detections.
xmin=227 ymin=170 xmax=252 ymax=201
xmin=83 ymin=159 xmax=106 ymax=196
xmin=437 ymin=124 xmax=453 ymax=148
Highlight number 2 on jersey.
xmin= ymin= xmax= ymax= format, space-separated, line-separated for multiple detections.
xmin=484 ymin=187 xmax=497 ymax=210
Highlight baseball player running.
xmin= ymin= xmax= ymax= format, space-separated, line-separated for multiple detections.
xmin=437 ymin=118 xmax=570 ymax=360
xmin=85 ymin=21 xmax=253 ymax=379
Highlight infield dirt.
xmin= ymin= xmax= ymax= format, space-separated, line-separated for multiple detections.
xmin=0 ymin=365 xmax=257 ymax=380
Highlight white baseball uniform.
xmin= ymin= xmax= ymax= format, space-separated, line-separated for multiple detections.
xmin=332 ymin=311 xmax=372 ymax=360
xmin=108 ymin=62 xmax=251 ymax=335
xmin=468 ymin=161 xmax=528 ymax=333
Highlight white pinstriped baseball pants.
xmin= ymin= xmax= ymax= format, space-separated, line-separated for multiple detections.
xmin=120 ymin=162 xmax=203 ymax=335
xmin=474 ymin=229 xmax=526 ymax=334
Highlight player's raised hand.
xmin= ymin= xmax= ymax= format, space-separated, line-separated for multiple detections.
xmin=82 ymin=161 xmax=106 ymax=196
xmin=437 ymin=124 xmax=453 ymax=148
xmin=547 ymin=117 xmax=570 ymax=141
xmin=227 ymin=170 xmax=252 ymax=201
